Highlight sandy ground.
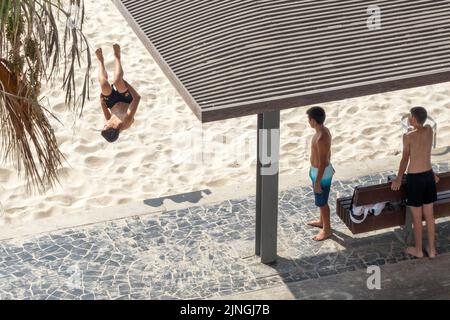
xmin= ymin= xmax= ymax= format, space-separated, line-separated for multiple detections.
xmin=0 ymin=1 xmax=449 ymax=224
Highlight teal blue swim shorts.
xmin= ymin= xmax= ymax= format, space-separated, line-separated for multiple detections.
xmin=309 ymin=164 xmax=335 ymax=207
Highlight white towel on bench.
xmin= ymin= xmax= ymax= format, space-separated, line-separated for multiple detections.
xmin=350 ymin=202 xmax=388 ymax=224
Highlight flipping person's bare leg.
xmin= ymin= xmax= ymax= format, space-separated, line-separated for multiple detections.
xmin=112 ymin=44 xmax=127 ymax=93
xmin=96 ymin=48 xmax=112 ymax=96
xmin=423 ymin=203 xmax=436 ymax=258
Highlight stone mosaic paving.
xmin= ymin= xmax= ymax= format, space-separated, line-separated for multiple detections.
xmin=0 ymin=163 xmax=449 ymax=300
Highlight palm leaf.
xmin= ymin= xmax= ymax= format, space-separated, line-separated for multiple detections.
xmin=0 ymin=0 xmax=91 ymax=193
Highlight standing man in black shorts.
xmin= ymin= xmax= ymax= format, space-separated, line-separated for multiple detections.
xmin=391 ymin=107 xmax=440 ymax=259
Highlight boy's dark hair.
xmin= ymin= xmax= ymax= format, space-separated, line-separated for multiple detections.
xmin=410 ymin=106 xmax=428 ymax=125
xmin=306 ymin=106 xmax=326 ymax=125
xmin=101 ymin=127 xmax=120 ymax=143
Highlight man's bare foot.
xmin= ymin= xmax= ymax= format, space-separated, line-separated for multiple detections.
xmin=428 ymin=250 xmax=437 ymax=259
xmin=306 ymin=220 xmax=323 ymax=229
xmin=425 ymin=247 xmax=437 ymax=259
xmin=95 ymin=48 xmax=104 ymax=63
xmin=113 ymin=44 xmax=121 ymax=60
xmin=313 ymin=230 xmax=332 ymax=241
xmin=405 ymin=247 xmax=424 ymax=258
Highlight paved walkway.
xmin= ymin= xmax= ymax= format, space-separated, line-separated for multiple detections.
xmin=0 ymin=163 xmax=449 ymax=300
xmin=224 ymin=252 xmax=450 ymax=300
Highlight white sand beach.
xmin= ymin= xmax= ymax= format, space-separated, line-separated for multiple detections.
xmin=0 ymin=0 xmax=449 ymax=225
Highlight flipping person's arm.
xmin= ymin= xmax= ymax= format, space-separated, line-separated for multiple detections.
xmin=100 ymin=96 xmax=111 ymax=120
xmin=124 ymin=80 xmax=141 ymax=119
xmin=392 ymin=134 xmax=410 ymax=191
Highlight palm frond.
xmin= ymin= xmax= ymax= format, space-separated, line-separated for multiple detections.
xmin=0 ymin=0 xmax=91 ymax=193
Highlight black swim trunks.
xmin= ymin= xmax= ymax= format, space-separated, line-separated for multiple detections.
xmin=101 ymin=84 xmax=133 ymax=109
xmin=406 ymin=170 xmax=437 ymax=207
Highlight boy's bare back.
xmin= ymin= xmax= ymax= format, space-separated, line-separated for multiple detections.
xmin=405 ymin=125 xmax=433 ymax=174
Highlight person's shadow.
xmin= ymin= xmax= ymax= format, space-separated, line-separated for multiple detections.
xmin=143 ymin=189 xmax=212 ymax=207
xmin=262 ymin=222 xmax=450 ymax=300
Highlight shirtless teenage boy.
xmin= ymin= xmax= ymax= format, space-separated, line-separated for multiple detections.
xmin=306 ymin=107 xmax=335 ymax=241
xmin=96 ymin=44 xmax=141 ymax=143
xmin=391 ymin=107 xmax=439 ymax=259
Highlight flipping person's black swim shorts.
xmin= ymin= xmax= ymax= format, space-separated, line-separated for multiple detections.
xmin=101 ymin=84 xmax=133 ymax=109
xmin=406 ymin=170 xmax=437 ymax=207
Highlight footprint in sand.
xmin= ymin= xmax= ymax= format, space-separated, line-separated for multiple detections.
xmin=5 ymin=206 xmax=27 ymax=216
xmin=115 ymin=150 xmax=135 ymax=161
xmin=115 ymin=166 xmax=127 ymax=174
xmin=282 ymin=142 xmax=297 ymax=152
xmin=84 ymin=156 xmax=111 ymax=169
xmin=333 ymin=135 xmax=345 ymax=145
xmin=56 ymin=167 xmax=75 ymax=179
xmin=142 ymin=163 xmax=154 ymax=170
xmin=141 ymin=185 xmax=155 ymax=193
xmin=345 ymin=106 xmax=359 ymax=115
xmin=87 ymin=195 xmax=113 ymax=207
xmin=33 ymin=206 xmax=61 ymax=220
xmin=45 ymin=195 xmax=75 ymax=206
xmin=75 ymin=144 xmax=99 ymax=154
xmin=362 ymin=127 xmax=378 ymax=136
xmin=206 ymin=179 xmax=227 ymax=188
xmin=367 ymin=105 xmax=381 ymax=112
xmin=118 ymin=198 xmax=133 ymax=205
xmin=176 ymin=175 xmax=190 ymax=184
xmin=348 ymin=137 xmax=364 ymax=145
xmin=141 ymin=153 xmax=158 ymax=164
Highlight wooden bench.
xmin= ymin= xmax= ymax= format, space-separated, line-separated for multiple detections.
xmin=336 ymin=172 xmax=450 ymax=235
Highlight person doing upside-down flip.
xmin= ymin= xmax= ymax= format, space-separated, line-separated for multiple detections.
xmin=96 ymin=44 xmax=141 ymax=143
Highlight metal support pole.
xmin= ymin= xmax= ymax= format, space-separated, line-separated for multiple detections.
xmin=255 ymin=111 xmax=280 ymax=264
xmin=256 ymin=115 xmax=263 ymax=256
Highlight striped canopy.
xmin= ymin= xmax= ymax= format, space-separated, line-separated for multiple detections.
xmin=113 ymin=0 xmax=450 ymax=122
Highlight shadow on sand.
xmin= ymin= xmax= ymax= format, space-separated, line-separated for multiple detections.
xmin=143 ymin=189 xmax=212 ymax=207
